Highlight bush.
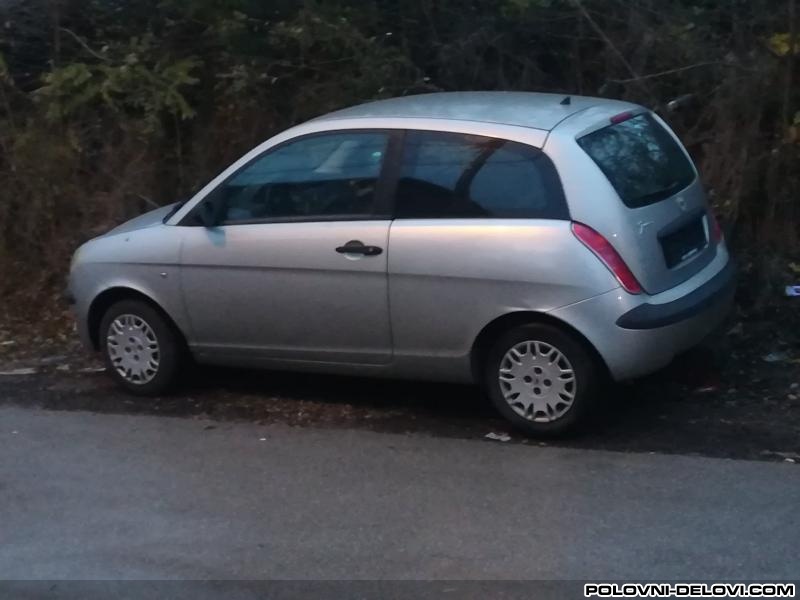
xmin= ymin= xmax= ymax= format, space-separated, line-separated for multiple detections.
xmin=0 ymin=0 xmax=797 ymax=301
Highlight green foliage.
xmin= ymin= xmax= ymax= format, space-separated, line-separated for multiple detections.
xmin=768 ymin=32 xmax=800 ymax=57
xmin=37 ymin=34 xmax=200 ymax=134
xmin=0 ymin=0 xmax=798 ymax=280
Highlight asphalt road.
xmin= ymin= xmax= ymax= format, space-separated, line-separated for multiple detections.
xmin=2 ymin=405 xmax=799 ymax=584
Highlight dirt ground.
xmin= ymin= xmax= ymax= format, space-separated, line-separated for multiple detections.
xmin=1 ymin=299 xmax=798 ymax=462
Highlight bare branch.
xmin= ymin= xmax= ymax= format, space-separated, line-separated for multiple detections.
xmin=59 ymin=27 xmax=109 ymax=63
xmin=784 ymin=0 xmax=797 ymax=126
xmin=571 ymin=0 xmax=649 ymax=94
xmin=609 ymin=61 xmax=724 ymax=83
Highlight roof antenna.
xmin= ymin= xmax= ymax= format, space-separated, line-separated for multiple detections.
xmin=560 ymin=96 xmax=571 ymax=106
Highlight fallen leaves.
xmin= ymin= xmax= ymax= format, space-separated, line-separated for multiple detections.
xmin=485 ymin=432 xmax=512 ymax=442
xmin=767 ymin=33 xmax=800 ymax=57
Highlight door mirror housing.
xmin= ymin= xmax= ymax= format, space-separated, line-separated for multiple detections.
xmin=198 ymin=201 xmax=220 ymax=228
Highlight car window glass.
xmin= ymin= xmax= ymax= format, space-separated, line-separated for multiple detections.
xmin=203 ymin=132 xmax=388 ymax=224
xmin=394 ymin=130 xmax=567 ymax=219
xmin=577 ymin=113 xmax=695 ymax=208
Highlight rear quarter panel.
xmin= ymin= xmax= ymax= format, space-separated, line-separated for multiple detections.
xmin=387 ymin=219 xmax=619 ymax=380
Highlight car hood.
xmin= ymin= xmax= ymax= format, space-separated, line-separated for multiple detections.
xmin=106 ymin=203 xmax=179 ymax=236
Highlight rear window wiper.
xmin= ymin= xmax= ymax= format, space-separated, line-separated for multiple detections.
xmin=633 ymin=180 xmax=687 ymax=205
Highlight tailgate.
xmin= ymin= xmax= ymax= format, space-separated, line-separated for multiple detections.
xmin=576 ymin=112 xmax=715 ymax=294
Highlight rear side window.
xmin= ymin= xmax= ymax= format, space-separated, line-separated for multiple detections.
xmin=394 ymin=131 xmax=568 ymax=219
xmin=577 ymin=113 xmax=696 ymax=208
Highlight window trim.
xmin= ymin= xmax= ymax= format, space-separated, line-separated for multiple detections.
xmin=387 ymin=129 xmax=569 ymax=221
xmin=179 ymin=128 xmax=403 ymax=227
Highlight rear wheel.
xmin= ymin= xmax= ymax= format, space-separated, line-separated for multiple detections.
xmin=99 ymin=300 xmax=183 ymax=396
xmin=483 ymin=323 xmax=602 ymax=436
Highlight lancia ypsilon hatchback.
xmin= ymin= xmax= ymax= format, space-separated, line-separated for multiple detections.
xmin=67 ymin=92 xmax=735 ymax=435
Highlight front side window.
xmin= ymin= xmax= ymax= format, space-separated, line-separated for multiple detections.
xmin=577 ymin=113 xmax=696 ymax=208
xmin=394 ymin=131 xmax=567 ymax=220
xmin=195 ymin=131 xmax=389 ymax=225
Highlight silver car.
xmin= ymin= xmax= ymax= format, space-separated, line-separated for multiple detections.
xmin=68 ymin=92 xmax=735 ymax=435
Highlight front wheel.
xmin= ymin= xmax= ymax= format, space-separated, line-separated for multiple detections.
xmin=484 ymin=323 xmax=602 ymax=436
xmin=99 ymin=300 xmax=183 ymax=396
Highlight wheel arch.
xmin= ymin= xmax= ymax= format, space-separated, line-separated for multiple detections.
xmin=470 ymin=311 xmax=610 ymax=383
xmin=87 ymin=287 xmax=189 ymax=352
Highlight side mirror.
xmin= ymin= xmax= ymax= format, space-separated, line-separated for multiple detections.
xmin=198 ymin=201 xmax=220 ymax=228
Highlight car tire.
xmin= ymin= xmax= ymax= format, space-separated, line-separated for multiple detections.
xmin=483 ymin=323 xmax=602 ymax=436
xmin=99 ymin=299 xmax=183 ymax=396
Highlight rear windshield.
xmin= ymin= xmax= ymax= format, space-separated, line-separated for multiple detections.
xmin=577 ymin=113 xmax=696 ymax=208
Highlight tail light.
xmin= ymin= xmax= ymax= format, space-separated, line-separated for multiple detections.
xmin=707 ymin=210 xmax=723 ymax=244
xmin=571 ymin=222 xmax=643 ymax=295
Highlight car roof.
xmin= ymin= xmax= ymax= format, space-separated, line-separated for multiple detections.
xmin=313 ymin=92 xmax=637 ymax=132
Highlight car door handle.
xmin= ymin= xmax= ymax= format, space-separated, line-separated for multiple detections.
xmin=335 ymin=240 xmax=383 ymax=256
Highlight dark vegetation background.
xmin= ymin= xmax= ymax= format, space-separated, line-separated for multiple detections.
xmin=0 ymin=0 xmax=798 ymax=330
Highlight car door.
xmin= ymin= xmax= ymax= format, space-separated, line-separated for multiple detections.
xmin=177 ymin=130 xmax=396 ymax=365
xmin=387 ymin=129 xmax=577 ymax=375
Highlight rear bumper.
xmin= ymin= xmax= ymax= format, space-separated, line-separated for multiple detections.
xmin=550 ymin=252 xmax=736 ymax=381
xmin=616 ymin=259 xmax=736 ymax=329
